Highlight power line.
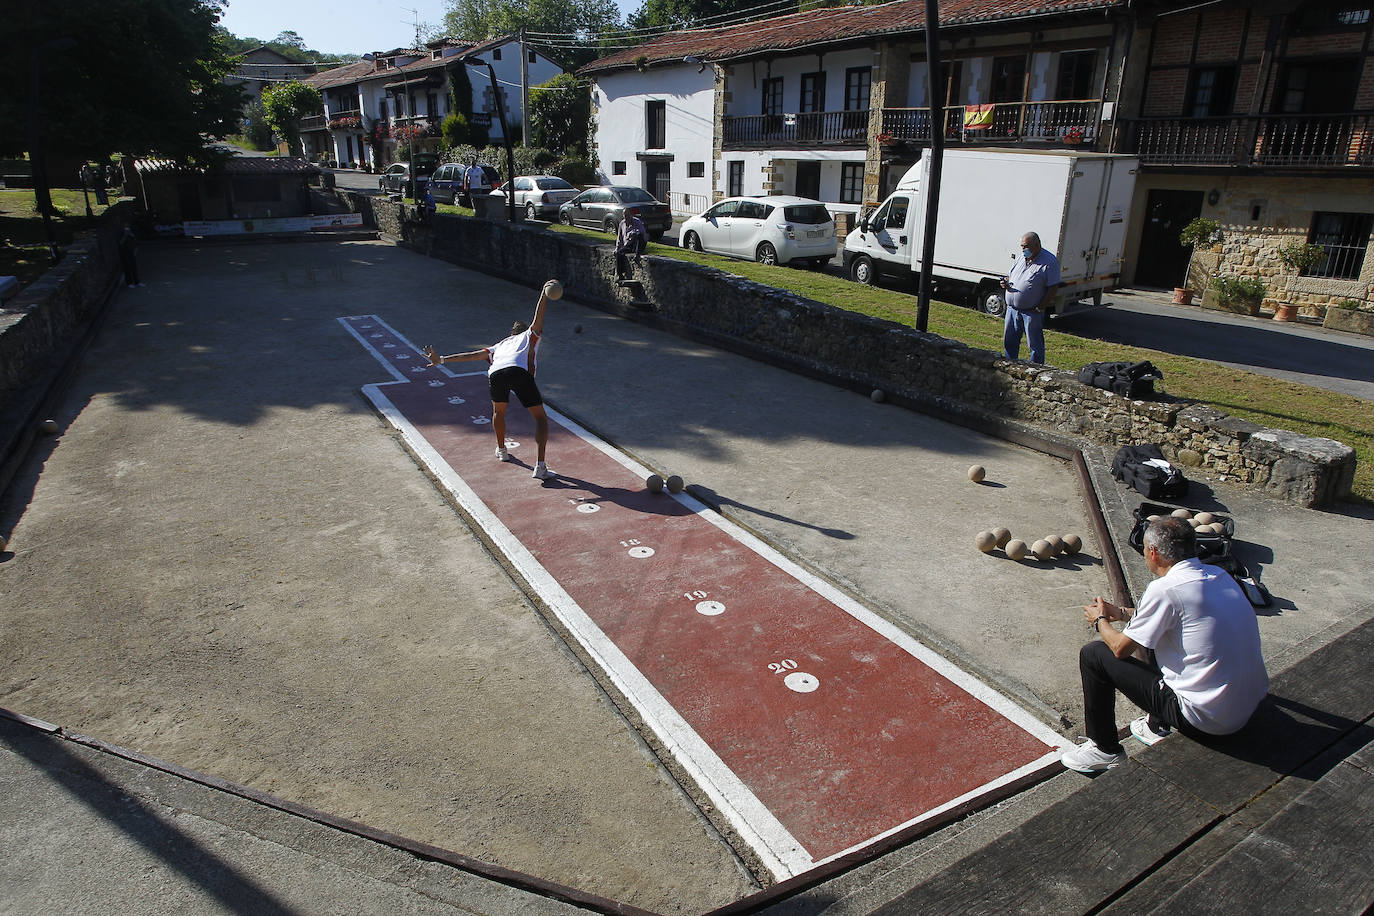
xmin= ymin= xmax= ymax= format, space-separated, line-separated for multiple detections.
xmin=522 ymin=0 xmax=801 ymax=42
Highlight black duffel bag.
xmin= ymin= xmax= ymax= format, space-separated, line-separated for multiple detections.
xmin=1111 ymin=443 xmax=1188 ymax=500
xmin=1078 ymin=360 xmax=1163 ymax=399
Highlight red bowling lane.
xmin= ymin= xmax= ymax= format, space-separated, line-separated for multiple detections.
xmin=340 ymin=315 xmax=1065 ymax=878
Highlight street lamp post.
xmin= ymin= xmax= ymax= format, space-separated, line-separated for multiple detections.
xmin=466 ymin=58 xmax=516 ymax=223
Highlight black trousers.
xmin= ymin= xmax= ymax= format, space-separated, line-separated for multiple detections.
xmin=1079 ymin=640 xmax=1204 ymax=754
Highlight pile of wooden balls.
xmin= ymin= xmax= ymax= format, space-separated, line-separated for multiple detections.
xmin=1146 ymin=507 xmax=1228 ymax=536
xmin=975 ymin=527 xmax=1083 ymax=562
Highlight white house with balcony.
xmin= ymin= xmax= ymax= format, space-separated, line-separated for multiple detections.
xmin=582 ymin=0 xmax=1124 ymax=222
xmin=305 ymin=36 xmax=566 ymax=170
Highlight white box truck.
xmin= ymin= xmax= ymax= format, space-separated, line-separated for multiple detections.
xmin=841 ymin=148 xmax=1139 ymax=317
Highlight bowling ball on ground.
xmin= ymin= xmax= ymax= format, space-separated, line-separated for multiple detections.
xmin=1031 ymin=539 xmax=1054 ymax=561
xmin=968 ymin=464 xmax=986 ymax=483
xmin=993 ymin=526 xmax=1012 ymax=548
xmin=975 ymin=531 xmax=996 ymax=552
xmin=666 ymin=474 xmax=684 ymax=494
xmin=646 ymin=474 xmax=664 ymax=493
xmin=1062 ymin=534 xmax=1083 ymax=555
xmin=1005 ymin=539 xmax=1028 ymax=561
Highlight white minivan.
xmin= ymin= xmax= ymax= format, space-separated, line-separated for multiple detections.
xmin=680 ymin=196 xmax=836 ymax=267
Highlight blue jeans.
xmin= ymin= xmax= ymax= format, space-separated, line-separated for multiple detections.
xmin=1003 ymin=307 xmax=1045 ymax=364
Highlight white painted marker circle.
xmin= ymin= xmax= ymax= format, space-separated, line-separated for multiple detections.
xmin=472 ymin=417 xmax=490 ymax=425
xmin=628 ymin=546 xmax=655 ymax=559
xmin=695 ymin=600 xmax=726 ymax=616
xmin=576 ymin=504 xmax=601 ymax=514
xmin=447 ymin=396 xmax=466 ymax=405
xmin=504 ymin=440 xmax=519 ymax=449
xmin=428 ymin=380 xmax=445 ymax=387
xmin=784 ymin=672 xmax=820 ymax=693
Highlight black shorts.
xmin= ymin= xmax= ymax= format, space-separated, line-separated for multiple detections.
xmin=489 ymin=366 xmax=543 ymax=408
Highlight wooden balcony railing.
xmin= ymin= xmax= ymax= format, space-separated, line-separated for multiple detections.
xmin=881 ymin=100 xmax=1101 ymax=144
xmin=722 ymin=110 xmax=870 ymax=148
xmin=1124 ymin=114 xmax=1374 ymax=168
xmin=300 ymin=114 xmax=327 ymax=131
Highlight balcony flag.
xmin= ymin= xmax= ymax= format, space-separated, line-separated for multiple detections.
xmin=963 ymin=104 xmax=994 ymax=130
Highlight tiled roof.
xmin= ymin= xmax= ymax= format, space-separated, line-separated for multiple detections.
xmin=581 ymin=0 xmax=1122 ymax=74
xmin=306 ymin=43 xmax=484 ymax=91
xmin=305 ymin=60 xmax=378 ymax=89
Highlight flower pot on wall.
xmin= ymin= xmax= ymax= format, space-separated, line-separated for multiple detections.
xmin=1273 ymin=302 xmax=1297 ymax=322
xmin=1173 ymin=287 xmax=1195 ymax=305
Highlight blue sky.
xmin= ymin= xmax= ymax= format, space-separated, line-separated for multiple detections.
xmin=217 ymin=0 xmax=639 ymax=56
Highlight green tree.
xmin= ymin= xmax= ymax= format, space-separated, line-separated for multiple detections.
xmin=442 ymin=0 xmax=621 ymax=67
xmin=261 ymin=80 xmax=323 ymax=157
xmin=274 ymin=29 xmax=307 ymax=50
xmin=627 ymin=0 xmax=789 ymax=30
xmin=0 ymin=0 xmax=244 ymax=163
xmin=241 ymin=98 xmax=276 ymax=150
xmin=529 ymin=73 xmax=590 ymax=156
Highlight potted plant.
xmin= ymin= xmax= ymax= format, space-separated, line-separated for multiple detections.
xmin=1174 ymin=217 xmax=1220 ymax=305
xmin=1274 ymin=241 xmax=1325 ymax=321
xmin=1063 ymin=126 xmax=1085 ymax=145
xmin=1205 ymin=275 xmax=1266 ymax=316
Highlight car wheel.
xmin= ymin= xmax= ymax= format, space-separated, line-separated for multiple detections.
xmin=559 ymin=211 xmax=573 ymax=226
xmin=525 ymin=202 xmax=537 ymax=221
xmin=849 ymin=255 xmax=876 ymax=285
xmin=683 ymin=231 xmax=702 ymax=252
xmin=756 ymin=242 xmax=778 ymax=265
xmin=603 ymin=216 xmax=618 ymax=233
xmin=978 ymin=282 xmax=1008 ymax=317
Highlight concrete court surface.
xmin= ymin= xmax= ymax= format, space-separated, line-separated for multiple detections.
xmin=3 ymin=238 xmax=1373 ymax=911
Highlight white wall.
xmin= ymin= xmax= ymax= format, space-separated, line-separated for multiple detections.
xmin=593 ymin=65 xmax=716 ymax=207
xmin=724 ymin=49 xmax=875 ymax=115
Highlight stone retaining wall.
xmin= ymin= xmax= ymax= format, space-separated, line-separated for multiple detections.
xmin=342 ymin=191 xmax=1360 ymax=507
xmin=0 ymin=203 xmax=129 ymax=403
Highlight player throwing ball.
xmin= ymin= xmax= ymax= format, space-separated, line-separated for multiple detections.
xmin=422 ymin=280 xmax=561 ymax=480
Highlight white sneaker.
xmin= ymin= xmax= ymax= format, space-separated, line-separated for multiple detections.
xmin=1060 ymin=739 xmax=1126 ymax=773
xmin=532 ymin=461 xmax=552 ymax=480
xmin=495 ymin=447 xmax=511 ymax=462
xmin=1130 ymin=715 xmax=1171 ymax=746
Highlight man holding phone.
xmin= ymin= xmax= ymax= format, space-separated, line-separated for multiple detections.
xmin=1001 ymin=231 xmax=1060 ymax=364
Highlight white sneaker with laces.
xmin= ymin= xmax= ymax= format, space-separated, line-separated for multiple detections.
xmin=532 ymin=461 xmax=552 ymax=480
xmin=1060 ymin=739 xmax=1126 ymax=773
xmin=495 ymin=447 xmax=511 ymax=461
xmin=1130 ymin=715 xmax=1171 ymax=746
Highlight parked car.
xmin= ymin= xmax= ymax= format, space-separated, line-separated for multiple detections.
xmin=490 ymin=175 xmax=581 ymax=220
xmin=377 ymin=155 xmax=438 ymax=196
xmin=429 ymin=162 xmax=501 ymax=205
xmin=557 ymin=186 xmax=672 ymax=239
xmin=679 ymin=195 xmax=836 ymax=267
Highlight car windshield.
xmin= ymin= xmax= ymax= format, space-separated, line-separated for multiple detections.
xmin=784 ymin=204 xmax=831 ymax=224
xmin=617 ymin=187 xmax=656 ymax=203
xmin=535 ymin=177 xmax=574 ymax=190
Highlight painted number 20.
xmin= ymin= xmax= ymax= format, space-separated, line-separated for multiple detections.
xmin=768 ymin=659 xmax=798 ymax=674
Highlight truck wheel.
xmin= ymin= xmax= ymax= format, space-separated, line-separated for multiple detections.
xmin=849 ymin=255 xmax=876 ymax=285
xmin=756 ymin=242 xmax=778 ymax=265
xmin=978 ymin=283 xmax=1007 ymax=317
xmin=683 ymin=231 xmax=702 ymax=251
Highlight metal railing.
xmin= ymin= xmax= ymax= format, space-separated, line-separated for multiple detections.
xmin=666 ymin=191 xmax=710 ymax=217
xmin=722 ymin=110 xmax=871 ymax=148
xmin=1125 ymin=114 xmax=1374 ymax=168
xmin=880 ymin=100 xmax=1101 ymax=144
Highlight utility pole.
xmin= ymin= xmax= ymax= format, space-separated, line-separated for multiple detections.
xmin=520 ymin=28 xmax=530 ymax=148
xmin=915 ymin=0 xmax=944 ymax=334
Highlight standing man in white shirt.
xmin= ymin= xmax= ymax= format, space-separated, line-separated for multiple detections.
xmin=1061 ymin=517 xmax=1269 ymax=773
xmin=1001 ymin=231 xmax=1061 ymax=364
xmin=463 ymin=159 xmax=488 ymax=208
xmin=422 ymin=280 xmax=559 ymax=480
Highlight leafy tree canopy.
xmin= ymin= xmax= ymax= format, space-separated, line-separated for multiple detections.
xmin=0 ymin=0 xmax=245 ymax=162
xmin=627 ymin=0 xmax=783 ymax=31
xmin=261 ymin=80 xmax=323 ymax=157
xmin=442 ymin=0 xmax=621 ymax=67
xmin=528 ymin=73 xmax=590 ymax=157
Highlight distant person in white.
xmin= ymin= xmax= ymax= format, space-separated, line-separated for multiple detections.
xmin=422 ymin=281 xmax=558 ymax=480
xmin=463 ymin=160 xmax=488 ymax=207
xmin=1062 ymin=517 xmax=1269 ymax=773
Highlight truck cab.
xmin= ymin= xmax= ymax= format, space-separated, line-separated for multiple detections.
xmin=844 ymin=195 xmax=913 ymax=286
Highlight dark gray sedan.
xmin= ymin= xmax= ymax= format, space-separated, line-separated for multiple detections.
xmin=557 ymin=186 xmax=672 ymax=240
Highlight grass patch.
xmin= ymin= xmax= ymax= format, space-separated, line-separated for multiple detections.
xmin=542 ymin=220 xmax=1374 ymax=503
xmin=1 ymin=188 xmax=121 ymax=292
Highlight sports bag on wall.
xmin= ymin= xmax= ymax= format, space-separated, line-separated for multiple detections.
xmin=1078 ymin=360 xmax=1164 ymax=399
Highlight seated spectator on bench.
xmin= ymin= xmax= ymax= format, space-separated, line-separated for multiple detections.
xmin=1062 ymin=517 xmax=1269 ymax=773
xmin=615 ymin=207 xmax=645 ymax=280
